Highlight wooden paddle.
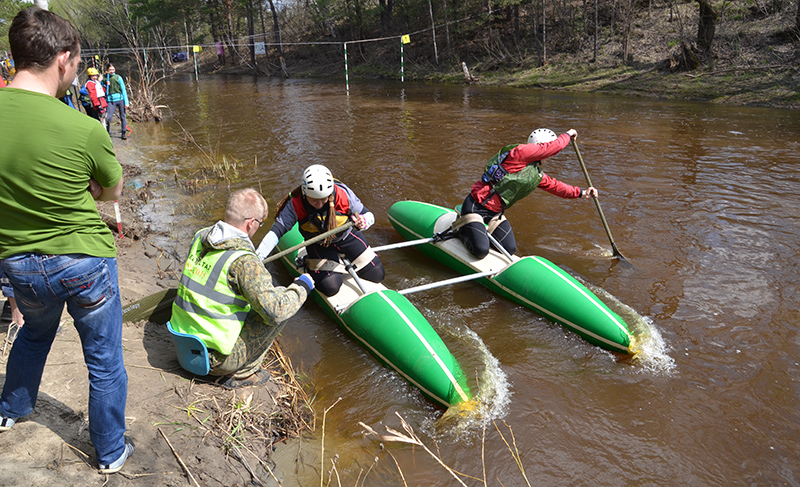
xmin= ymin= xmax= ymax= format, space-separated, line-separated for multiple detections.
xmin=262 ymin=220 xmax=354 ymax=264
xmin=122 ymin=221 xmax=356 ymax=323
xmin=570 ymin=139 xmax=629 ymax=262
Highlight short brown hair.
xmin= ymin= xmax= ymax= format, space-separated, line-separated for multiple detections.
xmin=225 ymin=189 xmax=268 ymax=227
xmin=9 ymin=7 xmax=80 ymax=72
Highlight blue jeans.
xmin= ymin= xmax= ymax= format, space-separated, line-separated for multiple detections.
xmin=0 ymin=254 xmax=127 ymax=465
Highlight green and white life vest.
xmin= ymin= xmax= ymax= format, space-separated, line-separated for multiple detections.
xmin=105 ymin=73 xmax=123 ymax=96
xmin=482 ymin=144 xmax=544 ymax=209
xmin=170 ymin=235 xmax=252 ymax=355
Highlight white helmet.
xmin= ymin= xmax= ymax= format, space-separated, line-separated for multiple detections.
xmin=527 ymin=128 xmax=557 ymax=145
xmin=301 ymin=164 xmax=334 ymax=199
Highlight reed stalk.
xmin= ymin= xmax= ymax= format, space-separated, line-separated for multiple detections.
xmin=320 ymin=397 xmax=342 ymax=487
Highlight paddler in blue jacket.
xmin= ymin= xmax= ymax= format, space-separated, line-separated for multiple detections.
xmin=257 ymin=164 xmax=385 ymax=297
xmin=459 ymin=128 xmax=598 ymax=259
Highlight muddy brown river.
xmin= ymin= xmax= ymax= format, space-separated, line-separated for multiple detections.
xmin=131 ymin=74 xmax=800 ymax=486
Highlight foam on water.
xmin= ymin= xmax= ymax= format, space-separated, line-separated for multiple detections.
xmin=582 ymin=281 xmax=677 ymax=376
xmin=417 ymin=306 xmax=513 ymax=436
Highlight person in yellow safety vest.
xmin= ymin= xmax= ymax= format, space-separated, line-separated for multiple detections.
xmin=170 ymin=188 xmax=314 ymax=389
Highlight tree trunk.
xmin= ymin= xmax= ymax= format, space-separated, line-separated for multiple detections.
xmin=266 ymin=0 xmax=288 ymax=76
xmin=593 ymin=0 xmax=598 ymax=61
xmin=443 ymin=0 xmax=451 ymax=50
xmin=428 ymin=0 xmax=439 ymax=64
xmin=531 ymin=0 xmax=543 ymax=65
xmin=210 ymin=10 xmax=226 ymax=65
xmin=622 ymin=0 xmax=635 ymax=63
xmin=247 ymin=0 xmax=256 ymax=68
xmin=513 ymin=4 xmax=520 ymax=47
xmin=223 ymin=0 xmax=236 ymax=61
xmin=795 ymin=0 xmax=800 ymax=32
xmin=379 ymin=0 xmax=390 ymax=32
xmin=696 ymin=0 xmax=716 ymax=52
xmin=542 ymin=0 xmax=547 ymax=65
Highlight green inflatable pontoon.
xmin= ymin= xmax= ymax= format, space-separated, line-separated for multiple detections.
xmin=388 ymin=200 xmax=634 ymax=354
xmin=275 ymin=223 xmax=472 ymax=409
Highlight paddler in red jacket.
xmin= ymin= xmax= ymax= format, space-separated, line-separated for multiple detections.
xmin=458 ymin=128 xmax=598 ymax=259
xmin=256 ymin=164 xmax=385 ymax=296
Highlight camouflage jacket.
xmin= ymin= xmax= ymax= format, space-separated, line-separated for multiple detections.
xmin=195 ymin=221 xmax=308 ymax=324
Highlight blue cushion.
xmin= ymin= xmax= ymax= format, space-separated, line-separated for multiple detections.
xmin=166 ymin=321 xmax=211 ymax=376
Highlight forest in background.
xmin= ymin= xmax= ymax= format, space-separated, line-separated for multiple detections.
xmin=2 ymin=0 xmax=799 ymax=108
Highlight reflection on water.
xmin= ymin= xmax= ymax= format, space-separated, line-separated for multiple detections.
xmin=132 ymin=75 xmax=800 ymax=486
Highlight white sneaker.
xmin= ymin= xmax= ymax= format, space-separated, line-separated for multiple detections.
xmin=98 ymin=437 xmax=135 ymax=474
xmin=0 ymin=416 xmax=15 ymax=431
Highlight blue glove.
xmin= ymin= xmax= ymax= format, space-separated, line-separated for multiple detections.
xmin=294 ymin=273 xmax=314 ymax=292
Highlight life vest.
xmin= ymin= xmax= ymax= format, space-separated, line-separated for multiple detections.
xmin=291 ymin=184 xmax=351 ymax=240
xmin=80 ymin=80 xmax=106 ymax=107
xmin=482 ymin=144 xmax=544 ymax=209
xmin=105 ymin=73 xmax=123 ymax=96
xmin=170 ymin=234 xmax=252 ymax=355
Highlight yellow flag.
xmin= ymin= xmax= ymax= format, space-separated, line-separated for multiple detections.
xmin=401 ymin=35 xmax=411 ymax=44
xmin=193 ymin=45 xmax=203 ymax=53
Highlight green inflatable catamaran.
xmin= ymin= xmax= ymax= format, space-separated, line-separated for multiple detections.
xmin=275 ymin=223 xmax=472 ymax=409
xmin=388 ymin=200 xmax=634 ymax=354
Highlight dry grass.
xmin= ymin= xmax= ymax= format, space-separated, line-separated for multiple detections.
xmin=172 ymin=121 xmax=246 ymax=193
xmin=294 ymin=398 xmax=533 ymax=487
xmin=160 ymin=339 xmax=315 ymax=485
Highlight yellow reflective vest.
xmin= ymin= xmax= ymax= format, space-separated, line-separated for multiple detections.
xmin=170 ymin=234 xmax=252 ymax=354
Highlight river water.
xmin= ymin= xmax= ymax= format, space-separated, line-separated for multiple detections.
xmin=132 ymin=75 xmax=800 ymax=486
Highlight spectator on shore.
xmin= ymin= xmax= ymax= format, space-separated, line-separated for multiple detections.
xmin=81 ymin=67 xmax=107 ymax=123
xmin=0 ymin=7 xmax=133 ymax=474
xmin=103 ymin=63 xmax=128 ymax=140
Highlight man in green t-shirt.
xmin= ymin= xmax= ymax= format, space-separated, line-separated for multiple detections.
xmin=0 ymin=7 xmax=133 ymax=475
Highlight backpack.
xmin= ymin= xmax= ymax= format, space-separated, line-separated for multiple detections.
xmin=79 ymin=84 xmax=91 ymax=106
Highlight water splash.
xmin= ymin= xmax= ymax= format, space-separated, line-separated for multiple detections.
xmin=582 ymin=281 xmax=677 ymax=376
xmin=629 ymin=316 xmax=676 ymax=375
xmin=422 ymin=307 xmax=513 ymax=432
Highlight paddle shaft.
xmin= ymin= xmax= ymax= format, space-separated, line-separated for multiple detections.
xmin=121 ymin=222 xmax=356 ymax=322
xmin=570 ymin=139 xmax=627 ymax=260
xmin=263 ymin=220 xmax=354 ymax=264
